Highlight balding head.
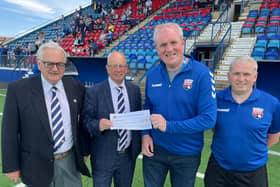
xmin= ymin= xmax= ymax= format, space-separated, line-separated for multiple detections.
xmin=106 ymin=51 xmax=128 ymax=85
xmin=107 ymin=51 xmax=127 ymax=65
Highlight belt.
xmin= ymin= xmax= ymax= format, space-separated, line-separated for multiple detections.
xmin=54 ymin=149 xmax=72 ymax=160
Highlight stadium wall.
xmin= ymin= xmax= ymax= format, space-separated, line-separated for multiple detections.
xmin=257 ymin=61 xmax=280 ymax=100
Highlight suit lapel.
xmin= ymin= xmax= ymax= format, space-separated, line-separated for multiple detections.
xmin=104 ymin=80 xmax=115 ymax=113
xmin=62 ymin=78 xmax=77 ymax=142
xmin=31 ymin=76 xmax=53 ymax=142
xmin=125 ymin=81 xmax=133 ymax=111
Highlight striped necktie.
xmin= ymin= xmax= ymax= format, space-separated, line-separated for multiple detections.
xmin=117 ymin=86 xmax=128 ymax=151
xmin=51 ymin=86 xmax=65 ymax=152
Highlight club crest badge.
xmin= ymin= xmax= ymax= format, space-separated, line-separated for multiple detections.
xmin=252 ymin=107 xmax=264 ymax=119
xmin=183 ymin=79 xmax=193 ymax=90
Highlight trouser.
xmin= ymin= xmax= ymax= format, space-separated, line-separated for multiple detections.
xmin=28 ymin=151 xmax=82 ymax=187
xmin=92 ymin=148 xmax=135 ymax=187
xmin=204 ymin=154 xmax=268 ymax=187
xmin=143 ymin=144 xmax=201 ymax=187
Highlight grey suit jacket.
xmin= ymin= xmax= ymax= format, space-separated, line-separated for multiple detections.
xmin=82 ymin=79 xmax=142 ymax=171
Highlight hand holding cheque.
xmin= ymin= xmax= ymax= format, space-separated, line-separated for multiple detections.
xmin=110 ymin=110 xmax=152 ymax=130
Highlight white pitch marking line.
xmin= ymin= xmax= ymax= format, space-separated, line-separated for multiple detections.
xmin=196 ymin=172 xmax=205 ymax=179
xmin=0 ymin=93 xmax=6 ymax=97
xmin=269 ymin=150 xmax=280 ymax=156
xmin=137 ymin=154 xmax=143 ymax=159
xmin=14 ymin=183 xmax=26 ymax=187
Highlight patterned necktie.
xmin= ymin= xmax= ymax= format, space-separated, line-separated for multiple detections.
xmin=117 ymin=86 xmax=128 ymax=151
xmin=51 ymin=86 xmax=65 ymax=152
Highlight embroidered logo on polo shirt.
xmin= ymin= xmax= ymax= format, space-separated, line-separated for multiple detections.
xmin=217 ymin=108 xmax=230 ymax=112
xmin=183 ymin=79 xmax=193 ymax=90
xmin=252 ymin=107 xmax=264 ymax=119
xmin=152 ymin=83 xmax=162 ymax=87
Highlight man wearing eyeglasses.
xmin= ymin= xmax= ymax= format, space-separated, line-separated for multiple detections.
xmin=1 ymin=41 xmax=90 ymax=187
xmin=82 ymin=51 xmax=142 ymax=187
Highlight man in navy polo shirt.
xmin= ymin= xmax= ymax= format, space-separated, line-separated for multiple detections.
xmin=204 ymin=55 xmax=280 ymax=187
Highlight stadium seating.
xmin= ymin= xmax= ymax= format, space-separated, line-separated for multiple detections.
xmin=252 ymin=34 xmax=280 ymax=60
xmin=104 ymin=1 xmax=211 ymax=70
xmin=6 ymin=0 xmax=169 ymax=58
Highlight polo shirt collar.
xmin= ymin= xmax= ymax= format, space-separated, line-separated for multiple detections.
xmin=224 ymin=86 xmax=260 ymax=104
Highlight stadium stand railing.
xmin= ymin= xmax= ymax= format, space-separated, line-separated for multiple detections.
xmin=205 ymin=22 xmax=232 ymax=70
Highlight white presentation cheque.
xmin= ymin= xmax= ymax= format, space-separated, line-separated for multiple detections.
xmin=110 ymin=110 xmax=152 ymax=130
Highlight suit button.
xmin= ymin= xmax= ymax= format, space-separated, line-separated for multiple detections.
xmin=50 ymin=159 xmax=54 ymax=162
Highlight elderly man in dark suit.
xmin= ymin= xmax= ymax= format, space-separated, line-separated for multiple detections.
xmin=1 ymin=41 xmax=90 ymax=187
xmin=82 ymin=51 xmax=142 ymax=187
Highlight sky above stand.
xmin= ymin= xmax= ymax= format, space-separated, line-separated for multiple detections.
xmin=0 ymin=0 xmax=91 ymax=37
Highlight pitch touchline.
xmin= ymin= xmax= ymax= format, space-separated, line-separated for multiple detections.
xmin=14 ymin=183 xmax=25 ymax=187
xmin=268 ymin=150 xmax=280 ymax=156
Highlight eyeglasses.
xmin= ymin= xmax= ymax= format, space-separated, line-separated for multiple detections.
xmin=41 ymin=61 xmax=66 ymax=69
xmin=107 ymin=64 xmax=128 ymax=70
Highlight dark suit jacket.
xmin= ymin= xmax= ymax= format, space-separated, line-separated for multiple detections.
xmin=1 ymin=75 xmax=90 ymax=187
xmin=82 ymin=79 xmax=141 ymax=172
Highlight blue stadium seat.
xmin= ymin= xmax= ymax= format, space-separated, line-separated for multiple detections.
xmin=255 ymin=35 xmax=268 ymax=48
xmin=137 ymin=58 xmax=147 ymax=69
xmin=252 ymin=47 xmax=265 ymax=59
xmin=267 ymin=35 xmax=280 ymax=48
xmin=128 ymin=58 xmax=137 ymax=69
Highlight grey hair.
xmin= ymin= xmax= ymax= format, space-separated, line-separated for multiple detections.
xmin=230 ymin=55 xmax=258 ymax=73
xmin=153 ymin=23 xmax=184 ymax=44
xmin=36 ymin=41 xmax=67 ymax=62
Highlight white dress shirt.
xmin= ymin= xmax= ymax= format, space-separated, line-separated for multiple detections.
xmin=41 ymin=75 xmax=73 ymax=154
xmin=108 ymin=77 xmax=132 ymax=148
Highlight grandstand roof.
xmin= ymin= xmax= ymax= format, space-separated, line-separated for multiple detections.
xmin=0 ymin=37 xmax=13 ymax=45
